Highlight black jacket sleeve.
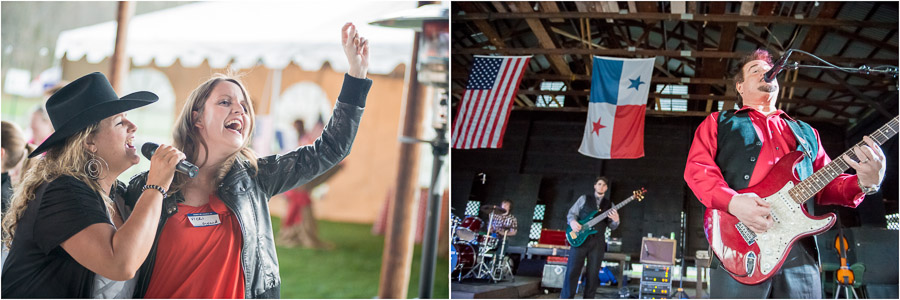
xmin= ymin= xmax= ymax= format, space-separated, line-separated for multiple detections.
xmin=255 ymin=74 xmax=371 ymax=197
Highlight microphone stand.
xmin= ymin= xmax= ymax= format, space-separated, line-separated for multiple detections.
xmin=782 ymin=62 xmax=899 ymax=77
xmin=778 ymin=49 xmax=899 ymax=79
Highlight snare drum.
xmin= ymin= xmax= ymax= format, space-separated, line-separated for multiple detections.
xmin=477 ymin=234 xmax=498 ymax=249
xmin=456 ymin=216 xmax=482 ymax=243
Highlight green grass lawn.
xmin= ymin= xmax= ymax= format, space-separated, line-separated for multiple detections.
xmin=272 ymin=217 xmax=449 ymax=298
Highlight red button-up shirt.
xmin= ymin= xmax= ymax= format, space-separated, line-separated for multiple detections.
xmin=684 ymin=107 xmax=864 ymax=212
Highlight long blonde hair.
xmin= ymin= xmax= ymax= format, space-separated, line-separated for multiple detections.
xmin=169 ymin=74 xmax=258 ymax=194
xmin=2 ymin=123 xmax=114 ymax=247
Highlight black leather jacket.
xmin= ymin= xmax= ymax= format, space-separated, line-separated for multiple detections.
xmin=122 ymin=74 xmax=370 ymax=298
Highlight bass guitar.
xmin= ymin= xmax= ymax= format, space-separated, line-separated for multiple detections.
xmin=704 ymin=116 xmax=897 ymax=284
xmin=566 ymin=188 xmax=646 ymax=247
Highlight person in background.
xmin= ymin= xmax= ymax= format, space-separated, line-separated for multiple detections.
xmin=277 ymin=119 xmax=341 ymax=249
xmin=488 ymin=200 xmax=518 ymax=237
xmin=28 ymin=106 xmax=54 ymax=147
xmin=1 ymin=72 xmax=183 ymax=298
xmin=1 ymin=121 xmax=32 ymax=214
xmin=1 ymin=120 xmax=34 ymax=269
xmin=561 ymin=176 xmax=620 ymax=299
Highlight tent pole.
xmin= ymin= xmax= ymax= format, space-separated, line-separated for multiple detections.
xmin=109 ymin=1 xmax=134 ymax=92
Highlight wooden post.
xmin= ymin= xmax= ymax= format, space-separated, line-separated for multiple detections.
xmin=377 ymin=3 xmax=428 ymax=298
xmin=109 ymin=1 xmax=135 ymax=92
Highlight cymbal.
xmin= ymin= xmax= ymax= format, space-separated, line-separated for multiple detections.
xmin=480 ymin=204 xmax=506 ymax=215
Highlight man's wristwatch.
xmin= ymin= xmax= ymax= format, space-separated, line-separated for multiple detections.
xmin=858 ymin=179 xmax=880 ymax=195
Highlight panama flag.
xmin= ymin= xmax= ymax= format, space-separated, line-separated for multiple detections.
xmin=578 ymin=56 xmax=654 ymax=159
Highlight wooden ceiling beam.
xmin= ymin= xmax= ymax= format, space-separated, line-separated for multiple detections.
xmin=452 ymin=11 xmax=896 ymax=28
xmin=452 ymin=47 xmax=897 ymax=66
xmin=511 ymin=2 xmax=573 ymax=76
xmin=458 ymin=3 xmax=508 ymax=53
xmin=797 ymin=1 xmax=843 ymax=52
xmin=509 ymin=105 xmax=850 ymax=124
xmin=538 ymin=1 xmax=564 ymax=23
xmin=824 ymin=70 xmax=893 ymax=118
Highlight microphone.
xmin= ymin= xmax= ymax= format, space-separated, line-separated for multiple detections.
xmin=141 ymin=142 xmax=199 ymax=178
xmin=764 ymin=50 xmax=793 ymax=83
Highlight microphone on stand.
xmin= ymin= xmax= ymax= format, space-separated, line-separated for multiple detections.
xmin=141 ymin=142 xmax=199 ymax=178
xmin=764 ymin=50 xmax=793 ymax=83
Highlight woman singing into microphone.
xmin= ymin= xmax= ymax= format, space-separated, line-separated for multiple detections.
xmin=1 ymin=73 xmax=184 ymax=298
xmin=123 ymin=23 xmax=372 ymax=298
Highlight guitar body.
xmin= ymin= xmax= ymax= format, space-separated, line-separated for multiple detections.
xmin=566 ymin=211 xmax=600 ymax=247
xmin=703 ymin=151 xmax=836 ymax=285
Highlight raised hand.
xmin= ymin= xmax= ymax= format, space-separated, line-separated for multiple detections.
xmin=341 ymin=22 xmax=369 ymax=79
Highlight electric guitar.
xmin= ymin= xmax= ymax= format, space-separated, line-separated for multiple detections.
xmin=704 ymin=116 xmax=898 ymax=285
xmin=566 ymin=188 xmax=646 ymax=247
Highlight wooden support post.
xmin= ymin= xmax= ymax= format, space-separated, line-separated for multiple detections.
xmin=109 ymin=1 xmax=134 ymax=92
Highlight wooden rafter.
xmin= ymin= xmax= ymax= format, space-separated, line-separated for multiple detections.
xmin=510 ymin=2 xmax=573 ymax=76
xmin=453 ymin=11 xmax=896 ymax=28
xmin=453 ymin=47 xmax=897 ymax=66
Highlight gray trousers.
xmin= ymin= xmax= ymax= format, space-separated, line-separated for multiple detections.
xmin=710 ymin=243 xmax=822 ymax=298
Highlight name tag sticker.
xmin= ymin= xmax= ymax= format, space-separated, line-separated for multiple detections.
xmin=187 ymin=212 xmax=221 ymax=227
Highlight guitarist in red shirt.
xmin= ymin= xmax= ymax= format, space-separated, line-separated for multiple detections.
xmin=684 ymin=49 xmax=887 ymax=298
xmin=561 ymin=177 xmax=620 ymax=299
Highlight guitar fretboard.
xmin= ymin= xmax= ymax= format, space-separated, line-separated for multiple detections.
xmin=789 ymin=116 xmax=898 ymax=203
xmin=585 ymin=195 xmax=635 ymax=227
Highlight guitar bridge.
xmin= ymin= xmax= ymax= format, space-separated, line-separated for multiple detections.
xmin=735 ymin=222 xmax=757 ymax=246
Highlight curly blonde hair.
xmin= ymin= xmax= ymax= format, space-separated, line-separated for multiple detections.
xmin=2 ymin=123 xmax=114 ymax=247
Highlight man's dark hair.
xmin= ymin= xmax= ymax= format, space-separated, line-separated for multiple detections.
xmin=595 ymin=176 xmax=609 ymax=186
xmin=732 ymin=49 xmax=773 ymax=107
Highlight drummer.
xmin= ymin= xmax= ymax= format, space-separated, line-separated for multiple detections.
xmin=488 ymin=200 xmax=517 ymax=237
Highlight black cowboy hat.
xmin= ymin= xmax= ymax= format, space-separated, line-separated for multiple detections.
xmin=29 ymin=72 xmax=158 ymax=158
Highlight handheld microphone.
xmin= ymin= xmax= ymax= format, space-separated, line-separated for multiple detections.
xmin=764 ymin=50 xmax=793 ymax=83
xmin=141 ymin=142 xmax=199 ymax=178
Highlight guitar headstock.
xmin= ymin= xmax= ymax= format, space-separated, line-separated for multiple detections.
xmin=633 ymin=187 xmax=647 ymax=201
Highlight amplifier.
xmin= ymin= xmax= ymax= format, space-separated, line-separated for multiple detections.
xmin=640 ymin=237 xmax=677 ymax=265
xmin=541 ymin=264 xmax=567 ymax=289
xmin=640 ymin=264 xmax=673 ymax=299
xmin=640 ymin=282 xmax=672 ymax=296
xmin=641 ymin=275 xmax=671 ymax=283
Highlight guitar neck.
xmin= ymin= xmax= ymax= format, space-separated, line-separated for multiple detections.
xmin=790 ymin=116 xmax=899 ymax=203
xmin=585 ymin=195 xmax=634 ymax=227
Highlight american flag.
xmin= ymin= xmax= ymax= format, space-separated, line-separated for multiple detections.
xmin=452 ymin=55 xmax=531 ymax=149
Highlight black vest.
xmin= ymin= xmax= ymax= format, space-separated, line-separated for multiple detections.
xmin=714 ymin=110 xmax=818 ymax=191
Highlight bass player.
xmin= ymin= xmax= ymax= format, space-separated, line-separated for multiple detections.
xmin=561 ymin=176 xmax=620 ymax=299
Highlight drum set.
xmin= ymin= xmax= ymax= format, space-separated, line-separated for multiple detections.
xmin=450 ymin=205 xmax=515 ymax=282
